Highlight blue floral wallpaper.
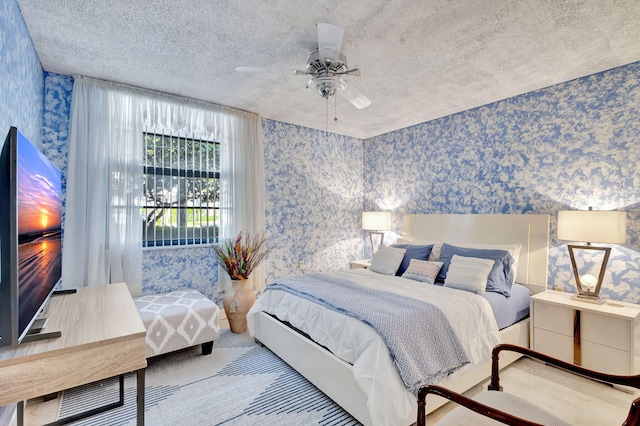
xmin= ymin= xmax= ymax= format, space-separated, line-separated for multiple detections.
xmin=364 ymin=62 xmax=640 ymax=302
xmin=43 ymin=72 xmax=72 ymax=195
xmin=0 ymin=0 xmax=43 ymax=145
xmin=140 ymin=247 xmax=220 ymax=301
xmin=262 ymin=119 xmax=364 ymax=284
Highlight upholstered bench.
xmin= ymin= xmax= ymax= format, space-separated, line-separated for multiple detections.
xmin=134 ymin=289 xmax=220 ymax=358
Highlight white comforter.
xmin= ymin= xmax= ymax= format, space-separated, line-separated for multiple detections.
xmin=247 ymin=269 xmax=500 ymax=426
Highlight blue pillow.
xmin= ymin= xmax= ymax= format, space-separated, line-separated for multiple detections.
xmin=391 ymin=244 xmax=434 ymax=276
xmin=437 ymin=243 xmax=515 ymax=297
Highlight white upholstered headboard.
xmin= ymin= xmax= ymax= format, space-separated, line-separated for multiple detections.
xmin=402 ymin=214 xmax=550 ymax=292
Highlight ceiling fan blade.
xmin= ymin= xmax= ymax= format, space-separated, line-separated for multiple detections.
xmin=317 ymin=23 xmax=344 ymax=62
xmin=340 ymin=67 xmax=361 ymax=76
xmin=339 ymin=84 xmax=372 ymax=109
xmin=235 ymin=66 xmax=307 ymax=75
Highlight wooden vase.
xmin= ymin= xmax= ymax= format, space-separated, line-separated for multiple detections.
xmin=223 ymin=278 xmax=256 ymax=333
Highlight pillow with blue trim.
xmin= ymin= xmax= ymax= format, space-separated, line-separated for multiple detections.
xmin=437 ymin=243 xmax=515 ymax=297
xmin=390 ymin=244 xmax=434 ymax=276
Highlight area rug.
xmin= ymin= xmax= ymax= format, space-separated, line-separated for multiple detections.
xmin=57 ymin=330 xmax=361 ymax=425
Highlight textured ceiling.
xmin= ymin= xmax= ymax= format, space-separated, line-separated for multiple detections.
xmin=17 ymin=0 xmax=640 ymax=139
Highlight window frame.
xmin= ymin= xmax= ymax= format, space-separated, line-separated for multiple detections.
xmin=142 ymin=132 xmax=220 ymax=248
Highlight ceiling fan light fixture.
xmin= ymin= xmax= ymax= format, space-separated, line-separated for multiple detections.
xmin=308 ymin=77 xmax=346 ymax=99
xmin=319 ymin=85 xmax=335 ymax=98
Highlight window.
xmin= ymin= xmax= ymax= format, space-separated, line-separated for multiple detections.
xmin=142 ymin=133 xmax=220 ymax=247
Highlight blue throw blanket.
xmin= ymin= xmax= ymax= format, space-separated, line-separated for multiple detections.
xmin=269 ymin=273 xmax=470 ymax=393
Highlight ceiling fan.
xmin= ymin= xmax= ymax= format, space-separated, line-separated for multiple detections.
xmin=236 ymin=23 xmax=371 ymax=109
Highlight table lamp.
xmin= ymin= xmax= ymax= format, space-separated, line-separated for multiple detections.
xmin=557 ymin=208 xmax=626 ymax=304
xmin=362 ymin=211 xmax=391 ymax=255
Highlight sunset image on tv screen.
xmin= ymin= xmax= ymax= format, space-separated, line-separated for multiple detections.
xmin=17 ymin=134 xmax=62 ymax=236
xmin=16 ymin=131 xmax=63 ymax=338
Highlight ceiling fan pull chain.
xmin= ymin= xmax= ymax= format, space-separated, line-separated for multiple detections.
xmin=326 ymin=97 xmax=329 ymax=133
xmin=334 ymin=95 xmax=338 ymax=122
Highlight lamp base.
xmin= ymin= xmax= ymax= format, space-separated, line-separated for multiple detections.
xmin=571 ymin=294 xmax=605 ymax=304
xmin=369 ymin=231 xmax=385 ymax=255
xmin=567 ymin=244 xmax=610 ymax=306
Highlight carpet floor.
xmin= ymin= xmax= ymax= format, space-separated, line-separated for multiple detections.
xmin=57 ymin=330 xmax=361 ymax=425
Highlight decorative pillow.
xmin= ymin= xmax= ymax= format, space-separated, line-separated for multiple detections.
xmin=451 ymin=242 xmax=521 ymax=285
xmin=444 ymin=255 xmax=495 ymax=294
xmin=437 ymin=243 xmax=515 ymax=297
xmin=368 ymin=245 xmax=406 ymax=275
xmin=396 ymin=237 xmax=442 ymax=261
xmin=402 ymin=259 xmax=444 ymax=284
xmin=390 ymin=244 xmax=434 ymax=276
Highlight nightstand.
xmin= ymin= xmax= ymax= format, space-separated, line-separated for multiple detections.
xmin=531 ymin=291 xmax=640 ymax=376
xmin=349 ymin=259 xmax=371 ymax=269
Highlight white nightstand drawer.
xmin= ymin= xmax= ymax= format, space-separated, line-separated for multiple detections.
xmin=582 ymin=341 xmax=632 ymax=375
xmin=582 ymin=311 xmax=631 ymax=352
xmin=531 ymin=291 xmax=640 ymax=383
xmin=533 ymin=302 xmax=574 ymax=337
xmin=532 ymin=328 xmax=574 ymax=364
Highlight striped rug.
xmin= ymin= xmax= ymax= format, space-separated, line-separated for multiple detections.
xmin=58 ymin=330 xmax=361 ymax=425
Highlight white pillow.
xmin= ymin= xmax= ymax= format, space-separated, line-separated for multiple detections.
xmin=369 ymin=245 xmax=406 ymax=275
xmin=447 ymin=242 xmax=521 ymax=284
xmin=402 ymin=259 xmax=444 ymax=284
xmin=396 ymin=237 xmax=442 ymax=261
xmin=444 ymin=255 xmax=495 ymax=294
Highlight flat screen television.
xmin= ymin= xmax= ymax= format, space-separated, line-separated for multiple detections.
xmin=0 ymin=127 xmax=62 ymax=347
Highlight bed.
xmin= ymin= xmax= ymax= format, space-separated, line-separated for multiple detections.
xmin=247 ymin=214 xmax=550 ymax=426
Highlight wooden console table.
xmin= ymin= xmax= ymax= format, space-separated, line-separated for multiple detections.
xmin=0 ymin=282 xmax=147 ymax=425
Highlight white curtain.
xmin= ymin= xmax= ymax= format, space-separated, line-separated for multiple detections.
xmin=218 ymin=112 xmax=266 ymax=295
xmin=63 ymin=77 xmax=144 ymax=295
xmin=63 ymin=76 xmax=265 ymax=297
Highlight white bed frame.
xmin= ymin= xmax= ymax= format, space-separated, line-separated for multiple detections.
xmin=253 ymin=214 xmax=550 ymax=425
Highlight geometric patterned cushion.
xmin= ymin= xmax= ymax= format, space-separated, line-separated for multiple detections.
xmin=401 ymin=259 xmax=444 ymax=284
xmin=134 ymin=289 xmax=220 ymax=358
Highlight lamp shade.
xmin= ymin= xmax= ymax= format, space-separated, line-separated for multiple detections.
xmin=362 ymin=211 xmax=391 ymax=231
xmin=558 ymin=210 xmax=626 ymax=244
